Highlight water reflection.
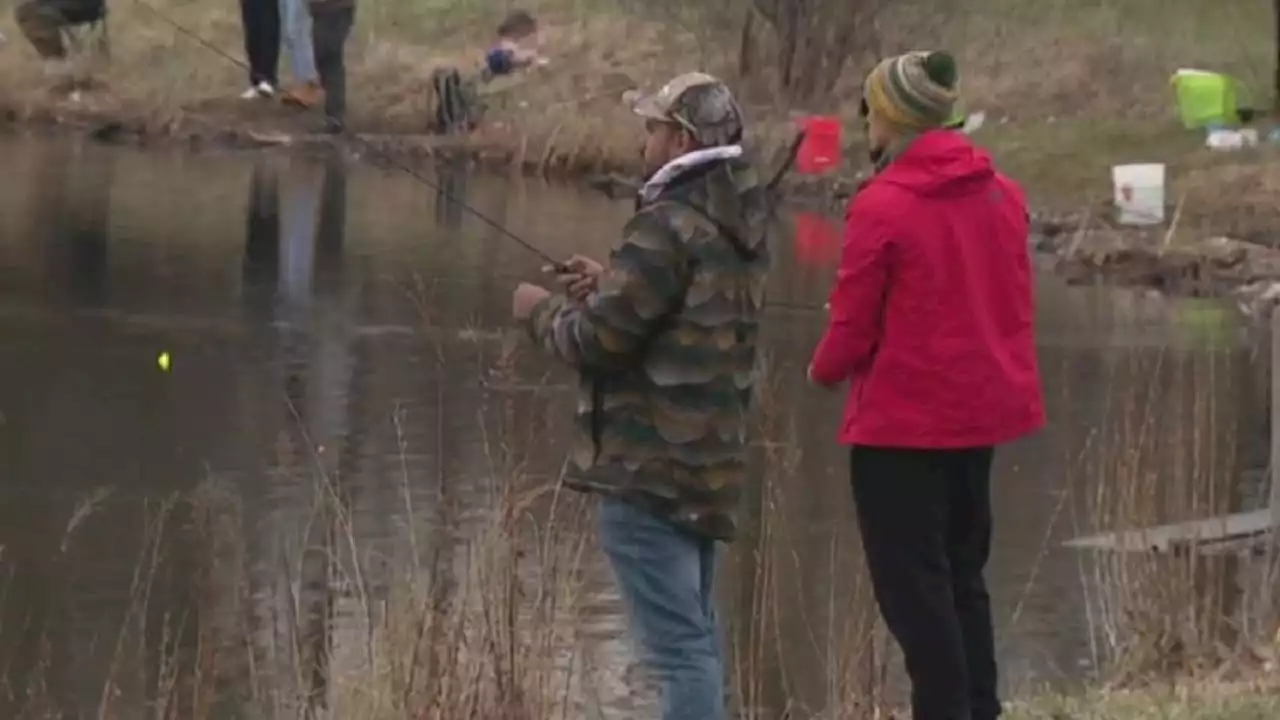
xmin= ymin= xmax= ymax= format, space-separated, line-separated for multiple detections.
xmin=30 ymin=140 xmax=113 ymax=307
xmin=0 ymin=137 xmax=1267 ymax=718
xmin=242 ymin=160 xmax=281 ymax=311
xmin=0 ymin=139 xmax=119 ymax=716
xmin=237 ymin=153 xmax=361 ymax=715
xmin=432 ymin=156 xmax=469 ymax=231
xmin=791 ymin=211 xmax=841 ymax=269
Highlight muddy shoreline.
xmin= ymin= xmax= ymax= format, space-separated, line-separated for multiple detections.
xmin=7 ymin=101 xmax=1280 ymax=312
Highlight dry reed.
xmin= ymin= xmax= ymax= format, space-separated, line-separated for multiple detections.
xmin=0 ymin=281 xmax=1278 ymax=719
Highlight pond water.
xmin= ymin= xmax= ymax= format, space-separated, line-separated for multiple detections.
xmin=0 ymin=135 xmax=1267 ymax=718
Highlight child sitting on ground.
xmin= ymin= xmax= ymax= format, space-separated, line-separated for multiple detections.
xmin=482 ymin=9 xmax=547 ymax=79
xmin=428 ymin=9 xmax=549 ymax=135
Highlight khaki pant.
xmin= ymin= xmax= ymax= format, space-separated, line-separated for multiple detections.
xmin=14 ymin=0 xmax=104 ymax=59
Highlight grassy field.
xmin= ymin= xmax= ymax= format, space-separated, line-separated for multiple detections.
xmin=0 ymin=0 xmax=1277 ymax=227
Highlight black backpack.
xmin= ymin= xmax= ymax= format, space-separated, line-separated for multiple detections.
xmin=429 ymin=67 xmax=484 ymax=135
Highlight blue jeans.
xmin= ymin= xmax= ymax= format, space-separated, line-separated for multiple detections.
xmin=598 ymin=497 xmax=726 ymax=720
xmin=278 ymin=173 xmax=320 ymax=304
xmin=279 ymin=0 xmax=317 ymax=83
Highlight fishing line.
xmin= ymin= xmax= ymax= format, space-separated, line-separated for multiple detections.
xmin=129 ymin=1 xmax=828 ymax=313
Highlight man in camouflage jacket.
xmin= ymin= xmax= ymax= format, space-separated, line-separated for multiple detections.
xmin=511 ymin=72 xmax=770 ymax=720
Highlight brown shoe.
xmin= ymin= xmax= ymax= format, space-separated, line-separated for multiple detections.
xmin=282 ymin=81 xmax=324 ymax=108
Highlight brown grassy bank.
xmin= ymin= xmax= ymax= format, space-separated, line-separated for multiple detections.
xmin=2 ymin=0 xmax=1280 ymax=301
xmin=1 ymin=0 xmax=1277 ymax=219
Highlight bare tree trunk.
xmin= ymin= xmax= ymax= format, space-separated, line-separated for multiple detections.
xmin=775 ymin=1 xmax=801 ymax=93
xmin=751 ymin=0 xmax=875 ymax=106
xmin=736 ymin=7 xmax=757 ymax=81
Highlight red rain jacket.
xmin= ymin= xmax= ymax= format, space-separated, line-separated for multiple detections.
xmin=808 ymin=130 xmax=1045 ymax=448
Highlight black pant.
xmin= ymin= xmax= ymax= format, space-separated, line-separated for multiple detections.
xmin=850 ymin=445 xmax=999 ymax=720
xmin=239 ymin=0 xmax=279 ymax=87
xmin=311 ymin=5 xmax=354 ymax=126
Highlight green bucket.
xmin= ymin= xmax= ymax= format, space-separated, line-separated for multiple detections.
xmin=1170 ymin=69 xmax=1242 ymax=129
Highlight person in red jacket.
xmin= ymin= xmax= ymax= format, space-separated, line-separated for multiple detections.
xmin=808 ymin=50 xmax=1045 ymax=720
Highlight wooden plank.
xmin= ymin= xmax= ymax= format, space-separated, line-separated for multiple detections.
xmin=1064 ymin=509 xmax=1275 ymax=553
xmin=1192 ymin=534 xmax=1277 ymax=557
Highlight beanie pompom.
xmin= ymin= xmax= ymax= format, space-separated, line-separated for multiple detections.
xmin=923 ymin=51 xmax=958 ymax=90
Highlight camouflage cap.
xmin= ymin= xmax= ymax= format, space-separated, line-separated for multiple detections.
xmin=633 ymin=72 xmax=745 ymax=147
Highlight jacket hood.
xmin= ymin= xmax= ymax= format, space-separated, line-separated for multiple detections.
xmin=646 ymin=152 xmax=769 ymax=261
xmin=876 ymin=130 xmax=995 ymax=198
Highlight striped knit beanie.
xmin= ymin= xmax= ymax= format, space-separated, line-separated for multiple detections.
xmin=863 ymin=51 xmax=959 ymax=130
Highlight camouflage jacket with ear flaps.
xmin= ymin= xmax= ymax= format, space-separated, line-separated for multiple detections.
xmin=524 ymin=155 xmax=771 ymax=541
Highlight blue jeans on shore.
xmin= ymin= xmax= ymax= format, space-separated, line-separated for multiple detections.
xmin=279 ymin=0 xmax=317 ymax=83
xmin=597 ymin=497 xmax=726 ymax=720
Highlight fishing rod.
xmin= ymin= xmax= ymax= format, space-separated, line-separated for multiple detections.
xmin=134 ymin=1 xmax=567 ymax=269
xmin=130 ymin=1 xmax=830 ymax=314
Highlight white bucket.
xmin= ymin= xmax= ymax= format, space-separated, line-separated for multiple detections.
xmin=1111 ymin=163 xmax=1166 ymax=226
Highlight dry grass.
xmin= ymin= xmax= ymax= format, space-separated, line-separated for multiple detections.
xmin=0 ymin=0 xmax=701 ymax=175
xmin=0 ymin=287 xmax=1277 ymax=718
xmin=1008 ymin=678 xmax=1280 ymax=720
xmin=2 ymin=0 xmax=1278 ymax=222
xmin=998 ymin=308 xmax=1280 ymax=716
xmin=1065 ymin=344 xmax=1269 ymax=682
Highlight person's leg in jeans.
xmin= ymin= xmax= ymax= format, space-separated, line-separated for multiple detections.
xmin=310 ymin=4 xmax=353 ymax=131
xmin=946 ymin=448 xmax=1000 ymax=720
xmin=279 ymin=0 xmax=322 ymax=105
xmin=850 ymin=446 xmax=970 ymax=720
xmin=598 ymin=497 xmax=725 ymax=720
xmin=239 ymin=0 xmax=280 ymax=93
